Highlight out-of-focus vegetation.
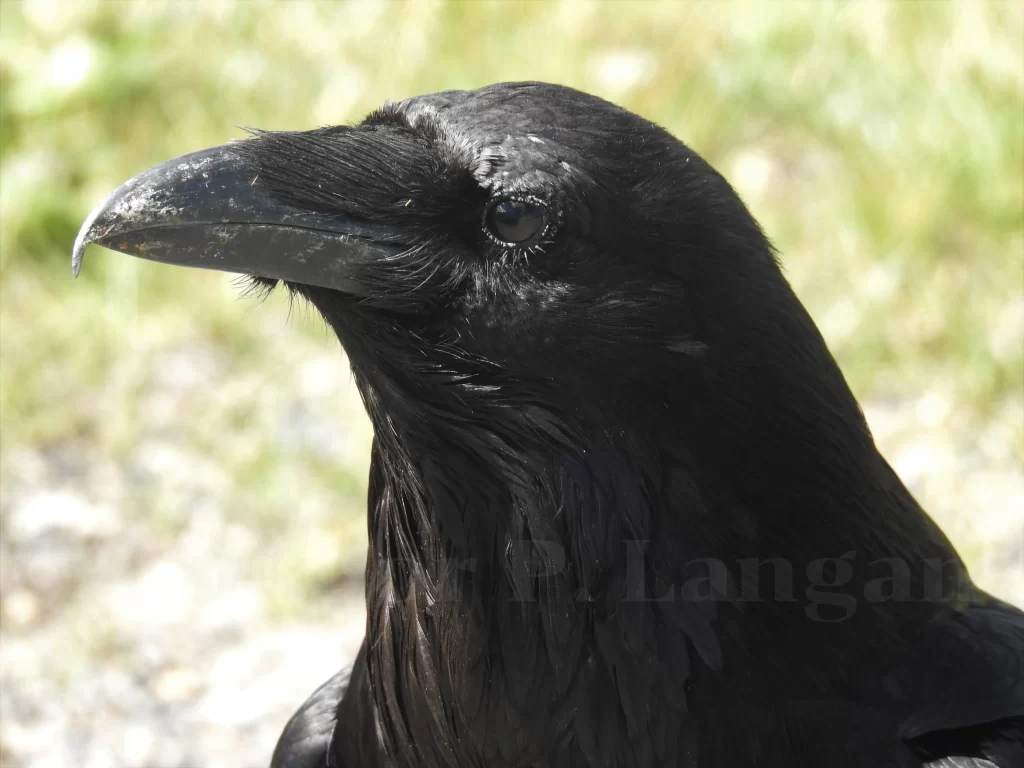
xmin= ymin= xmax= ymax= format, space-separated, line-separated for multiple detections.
xmin=1 ymin=1 xmax=1022 ymax=765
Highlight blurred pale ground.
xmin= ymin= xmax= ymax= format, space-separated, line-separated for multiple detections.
xmin=0 ymin=0 xmax=1022 ymax=766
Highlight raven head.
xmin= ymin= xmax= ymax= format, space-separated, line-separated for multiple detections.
xmin=73 ymin=83 xmax=792 ymax=428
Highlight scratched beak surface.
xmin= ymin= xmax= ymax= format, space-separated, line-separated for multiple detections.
xmin=72 ymin=144 xmax=403 ymax=293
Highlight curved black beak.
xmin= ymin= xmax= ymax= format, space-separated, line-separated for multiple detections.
xmin=72 ymin=143 xmax=403 ymax=293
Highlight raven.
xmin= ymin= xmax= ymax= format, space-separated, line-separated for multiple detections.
xmin=73 ymin=83 xmax=1022 ymax=767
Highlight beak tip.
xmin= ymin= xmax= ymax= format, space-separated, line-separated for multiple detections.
xmin=71 ymin=232 xmax=87 ymax=278
xmin=71 ymin=233 xmax=87 ymax=278
xmin=72 ymin=187 xmax=117 ymax=279
xmin=71 ymin=224 xmax=91 ymax=278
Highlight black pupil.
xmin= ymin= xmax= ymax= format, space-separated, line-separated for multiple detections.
xmin=488 ymin=199 xmax=545 ymax=243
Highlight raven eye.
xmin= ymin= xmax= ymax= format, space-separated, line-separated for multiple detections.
xmin=485 ymin=198 xmax=547 ymax=245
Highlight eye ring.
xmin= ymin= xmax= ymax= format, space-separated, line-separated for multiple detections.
xmin=483 ymin=196 xmax=551 ymax=247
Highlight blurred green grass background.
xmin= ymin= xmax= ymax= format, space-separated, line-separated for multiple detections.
xmin=0 ymin=1 xmax=1022 ymax=764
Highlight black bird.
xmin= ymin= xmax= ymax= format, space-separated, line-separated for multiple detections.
xmin=73 ymin=83 xmax=1022 ymax=768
